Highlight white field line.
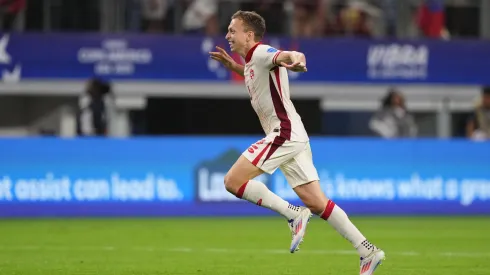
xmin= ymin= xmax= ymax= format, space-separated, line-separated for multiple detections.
xmin=0 ymin=245 xmax=489 ymax=258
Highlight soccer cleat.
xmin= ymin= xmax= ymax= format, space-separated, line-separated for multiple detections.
xmin=359 ymin=249 xmax=385 ymax=275
xmin=288 ymin=207 xmax=312 ymax=253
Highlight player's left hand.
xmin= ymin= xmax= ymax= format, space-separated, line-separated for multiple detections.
xmin=280 ymin=61 xmax=307 ymax=72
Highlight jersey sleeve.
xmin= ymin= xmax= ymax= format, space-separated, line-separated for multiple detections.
xmin=253 ymin=45 xmax=282 ymax=70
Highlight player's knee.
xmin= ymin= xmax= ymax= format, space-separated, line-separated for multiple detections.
xmin=223 ymin=173 xmax=238 ymax=194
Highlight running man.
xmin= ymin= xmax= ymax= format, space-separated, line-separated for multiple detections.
xmin=209 ymin=11 xmax=385 ymax=275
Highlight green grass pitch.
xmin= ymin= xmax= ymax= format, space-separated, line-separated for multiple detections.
xmin=0 ymin=216 xmax=489 ymax=274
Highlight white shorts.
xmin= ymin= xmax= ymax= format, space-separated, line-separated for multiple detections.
xmin=242 ymin=133 xmax=320 ymax=188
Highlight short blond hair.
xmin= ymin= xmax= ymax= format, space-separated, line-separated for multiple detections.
xmin=231 ymin=10 xmax=266 ymax=41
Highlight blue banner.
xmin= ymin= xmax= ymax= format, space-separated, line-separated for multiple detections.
xmin=0 ymin=137 xmax=489 ymax=217
xmin=1 ymin=33 xmax=490 ymax=84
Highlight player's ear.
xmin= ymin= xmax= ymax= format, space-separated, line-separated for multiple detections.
xmin=247 ymin=31 xmax=253 ymax=42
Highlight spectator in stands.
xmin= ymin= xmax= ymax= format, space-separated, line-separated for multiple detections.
xmin=369 ymin=88 xmax=418 ymax=138
xmin=182 ymin=0 xmax=218 ymax=36
xmin=289 ymin=0 xmax=327 ymax=37
xmin=240 ymin=0 xmax=285 ymax=35
xmin=416 ymin=0 xmax=450 ymax=39
xmin=77 ymin=78 xmax=113 ymax=137
xmin=325 ymin=0 xmax=379 ymax=37
xmin=466 ymin=87 xmax=490 ymax=141
xmin=140 ymin=0 xmax=168 ymax=32
xmin=0 ymin=0 xmax=25 ymax=31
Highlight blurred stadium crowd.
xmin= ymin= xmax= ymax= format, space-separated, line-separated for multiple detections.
xmin=1 ymin=0 xmax=484 ymax=39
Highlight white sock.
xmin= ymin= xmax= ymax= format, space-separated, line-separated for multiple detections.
xmin=320 ymin=200 xmax=377 ymax=257
xmin=236 ymin=180 xmax=301 ymax=221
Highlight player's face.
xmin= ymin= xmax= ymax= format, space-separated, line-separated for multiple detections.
xmin=226 ymin=19 xmax=249 ymax=53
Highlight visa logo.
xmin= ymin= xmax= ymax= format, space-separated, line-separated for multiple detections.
xmin=368 ymin=44 xmax=428 ymax=67
xmin=367 ymin=44 xmax=428 ymax=79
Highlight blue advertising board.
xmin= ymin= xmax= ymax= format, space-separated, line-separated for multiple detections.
xmin=0 ymin=33 xmax=489 ymax=84
xmin=0 ymin=137 xmax=489 ymax=217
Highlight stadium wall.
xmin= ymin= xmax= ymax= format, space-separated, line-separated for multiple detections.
xmin=0 ymin=137 xmax=489 ymax=217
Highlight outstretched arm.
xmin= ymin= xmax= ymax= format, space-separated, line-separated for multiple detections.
xmin=275 ymin=51 xmax=307 ymax=72
xmin=209 ymin=46 xmax=244 ymax=76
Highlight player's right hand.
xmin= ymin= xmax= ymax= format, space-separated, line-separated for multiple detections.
xmin=281 ymin=61 xmax=307 ymax=72
xmin=209 ymin=46 xmax=235 ymax=70
xmin=281 ymin=51 xmax=307 ymax=72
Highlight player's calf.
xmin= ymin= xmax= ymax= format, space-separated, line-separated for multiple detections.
xmin=224 ymin=156 xmax=302 ymax=221
xmin=318 ymin=199 xmax=381 ymax=258
xmin=299 ymin=194 xmax=329 ymax=215
xmin=293 ymin=180 xmax=329 ymax=214
xmin=294 ymin=181 xmax=382 ymax=258
xmin=231 ymin=179 xmax=303 ymax=222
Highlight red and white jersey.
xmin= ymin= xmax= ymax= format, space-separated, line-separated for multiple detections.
xmin=243 ymin=43 xmax=309 ymax=142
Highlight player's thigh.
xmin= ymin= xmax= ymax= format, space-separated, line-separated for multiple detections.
xmin=242 ymin=135 xmax=301 ymax=175
xmin=224 ymin=155 xmax=264 ymax=193
xmin=280 ymin=142 xmax=319 ymax=188
xmin=280 ymin=143 xmax=328 ymax=214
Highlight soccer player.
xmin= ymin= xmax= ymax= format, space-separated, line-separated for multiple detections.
xmin=209 ymin=11 xmax=385 ymax=275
